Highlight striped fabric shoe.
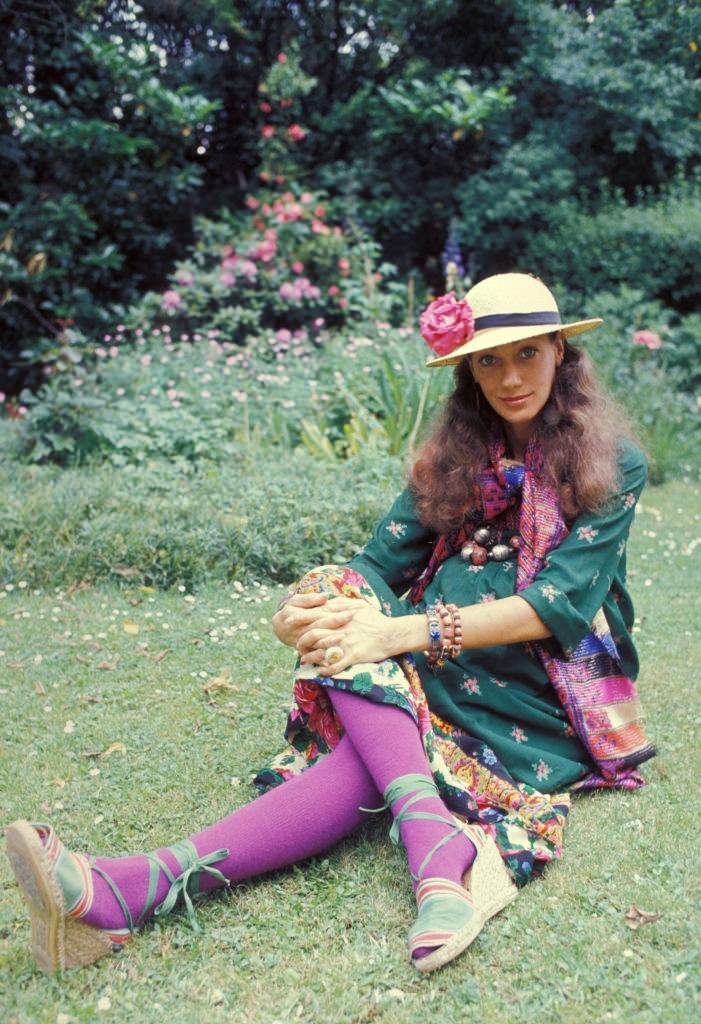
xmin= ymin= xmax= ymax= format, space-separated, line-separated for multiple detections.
xmin=5 ymin=820 xmax=229 ymax=973
xmin=5 ymin=822 xmax=127 ymax=973
xmin=407 ymin=824 xmax=518 ymax=973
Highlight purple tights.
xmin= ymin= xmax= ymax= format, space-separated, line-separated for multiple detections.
xmin=77 ymin=688 xmax=475 ymax=949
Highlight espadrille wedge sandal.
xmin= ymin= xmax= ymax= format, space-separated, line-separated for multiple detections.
xmin=408 ymin=823 xmax=518 ymax=973
xmin=381 ymin=774 xmax=517 ymax=974
xmin=5 ymin=820 xmax=229 ymax=973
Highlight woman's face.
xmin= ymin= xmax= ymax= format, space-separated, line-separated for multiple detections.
xmin=469 ymin=333 xmax=564 ymax=435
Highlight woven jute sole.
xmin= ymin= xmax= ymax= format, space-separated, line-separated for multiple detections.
xmin=5 ymin=820 xmax=114 ymax=973
xmin=412 ymin=828 xmax=518 ymax=974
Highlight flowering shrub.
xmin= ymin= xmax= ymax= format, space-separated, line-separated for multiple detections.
xmin=582 ymin=286 xmax=701 ymax=482
xmin=7 ymin=314 xmax=445 ymax=466
xmin=132 ymin=188 xmax=398 ymax=346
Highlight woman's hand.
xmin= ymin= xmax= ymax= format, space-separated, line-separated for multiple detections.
xmin=271 ymin=592 xmax=359 ymax=649
xmin=297 ymin=602 xmax=396 ymax=676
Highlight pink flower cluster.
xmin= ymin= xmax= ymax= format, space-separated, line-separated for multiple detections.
xmin=632 ymin=329 xmax=661 ymax=351
xmin=279 ymin=277 xmax=321 ymax=302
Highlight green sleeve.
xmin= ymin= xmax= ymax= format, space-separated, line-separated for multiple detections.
xmin=519 ymin=442 xmax=648 ymax=658
xmin=345 ymin=487 xmax=436 ymax=596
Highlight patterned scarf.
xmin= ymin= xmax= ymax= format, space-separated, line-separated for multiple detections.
xmin=408 ymin=436 xmax=656 ymax=791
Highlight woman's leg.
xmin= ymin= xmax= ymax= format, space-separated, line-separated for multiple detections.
xmin=325 ymin=690 xmax=479 ymax=962
xmin=20 ymin=735 xmax=382 ymax=934
xmin=326 ymin=690 xmax=475 ymax=886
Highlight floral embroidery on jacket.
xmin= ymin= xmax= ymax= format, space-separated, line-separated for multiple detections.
xmin=532 ymin=759 xmax=552 ymax=782
xmin=386 ymin=520 xmax=406 ymax=538
xmin=461 ymin=676 xmax=481 ymax=695
xmin=576 ymin=525 xmax=599 ymax=543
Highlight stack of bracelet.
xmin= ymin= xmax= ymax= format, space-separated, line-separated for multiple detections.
xmin=425 ymin=600 xmax=463 ymax=670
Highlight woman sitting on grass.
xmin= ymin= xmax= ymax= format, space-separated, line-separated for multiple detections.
xmin=6 ymin=272 xmax=655 ymax=975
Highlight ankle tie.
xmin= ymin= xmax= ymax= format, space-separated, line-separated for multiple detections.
xmin=91 ymin=840 xmax=230 ymax=933
xmin=382 ymin=773 xmax=465 ymax=883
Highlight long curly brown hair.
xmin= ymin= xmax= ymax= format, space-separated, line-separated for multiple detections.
xmin=409 ymin=337 xmax=638 ymax=533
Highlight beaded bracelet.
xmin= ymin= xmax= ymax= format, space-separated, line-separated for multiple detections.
xmin=446 ymin=602 xmax=463 ymax=658
xmin=425 ymin=605 xmax=443 ymax=668
xmin=436 ymin=601 xmax=454 ymax=666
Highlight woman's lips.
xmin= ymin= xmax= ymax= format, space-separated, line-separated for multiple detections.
xmin=500 ymin=394 xmax=532 ymax=407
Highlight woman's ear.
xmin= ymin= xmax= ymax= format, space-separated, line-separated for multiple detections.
xmin=554 ymin=333 xmax=565 ymax=367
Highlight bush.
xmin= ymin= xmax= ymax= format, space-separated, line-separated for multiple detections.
xmin=0 ymin=21 xmax=217 ymax=391
xmin=582 ymin=286 xmax=701 ymax=483
xmin=0 ymin=448 xmax=404 ymax=590
xmin=529 ymin=186 xmax=701 ymax=313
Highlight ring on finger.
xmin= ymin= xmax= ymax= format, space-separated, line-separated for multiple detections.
xmin=325 ymin=645 xmax=345 ymax=666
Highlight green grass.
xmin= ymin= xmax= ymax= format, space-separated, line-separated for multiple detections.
xmin=1 ymin=478 xmax=700 ymax=1024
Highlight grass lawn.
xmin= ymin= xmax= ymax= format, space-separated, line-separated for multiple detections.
xmin=1 ymin=476 xmax=700 ymax=1024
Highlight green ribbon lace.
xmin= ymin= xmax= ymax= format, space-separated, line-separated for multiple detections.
xmin=90 ymin=842 xmax=230 ymax=933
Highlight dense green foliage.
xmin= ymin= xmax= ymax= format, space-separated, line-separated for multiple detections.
xmin=2 ymin=0 xmax=699 ymax=392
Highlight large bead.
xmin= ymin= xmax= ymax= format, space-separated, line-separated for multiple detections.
xmin=470 ymin=545 xmax=488 ymax=566
xmin=489 ymin=543 xmax=512 ymax=562
xmin=508 ymin=535 xmax=521 ymax=550
xmin=460 ymin=544 xmax=475 ymax=561
xmin=473 ymin=526 xmax=492 ymax=546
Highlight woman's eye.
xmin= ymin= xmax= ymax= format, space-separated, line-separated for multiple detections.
xmin=478 ymin=355 xmax=496 ymax=367
xmin=520 ymin=346 xmax=537 ymax=359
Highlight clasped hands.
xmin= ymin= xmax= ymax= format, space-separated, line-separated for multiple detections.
xmin=271 ymin=591 xmax=395 ymax=676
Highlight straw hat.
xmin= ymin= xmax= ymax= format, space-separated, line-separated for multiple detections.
xmin=425 ymin=272 xmax=603 ymax=368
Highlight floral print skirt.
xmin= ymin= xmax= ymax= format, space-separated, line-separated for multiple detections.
xmin=254 ymin=565 xmax=570 ymax=886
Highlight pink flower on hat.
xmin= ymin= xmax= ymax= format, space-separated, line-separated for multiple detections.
xmin=632 ymin=329 xmax=661 ymax=351
xmin=419 ymin=293 xmax=474 ymax=357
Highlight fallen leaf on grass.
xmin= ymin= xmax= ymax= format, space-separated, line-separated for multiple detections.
xmin=34 ymin=681 xmax=47 ymax=695
xmin=624 ymin=905 xmax=661 ymax=929
xmin=97 ymin=656 xmax=119 ymax=671
xmin=7 ymin=660 xmax=24 ymax=669
xmin=81 ymin=742 xmax=127 ymax=759
xmin=203 ymin=672 xmax=240 ymax=694
xmin=113 ymin=565 xmax=139 ymax=578
xmin=75 ymin=654 xmax=91 ymax=666
xmin=153 ymin=648 xmax=171 ymax=663
xmin=64 ymin=720 xmax=75 ymax=734
xmin=123 ymin=620 xmax=139 ymax=635
xmin=79 ymin=693 xmax=99 ymax=704
xmin=66 ymin=576 xmax=92 ymax=596
xmin=191 ymin=637 xmax=205 ymax=647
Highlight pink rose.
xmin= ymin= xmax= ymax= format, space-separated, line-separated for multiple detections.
xmin=287 ymin=124 xmax=306 ymax=141
xmin=419 ymin=292 xmax=475 ymax=356
xmin=220 ymin=272 xmax=236 ymax=287
xmin=259 ymin=102 xmax=272 ymax=113
xmin=277 ymin=52 xmax=287 ymax=63
xmin=245 ymin=195 xmax=260 ymax=210
xmin=292 ymin=261 xmax=304 ymax=274
xmin=261 ymin=125 xmax=276 ymax=138
xmin=162 ymin=290 xmax=182 ymax=310
xmin=632 ymin=329 xmax=661 ymax=351
xmin=327 ymin=285 xmax=340 ymax=297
